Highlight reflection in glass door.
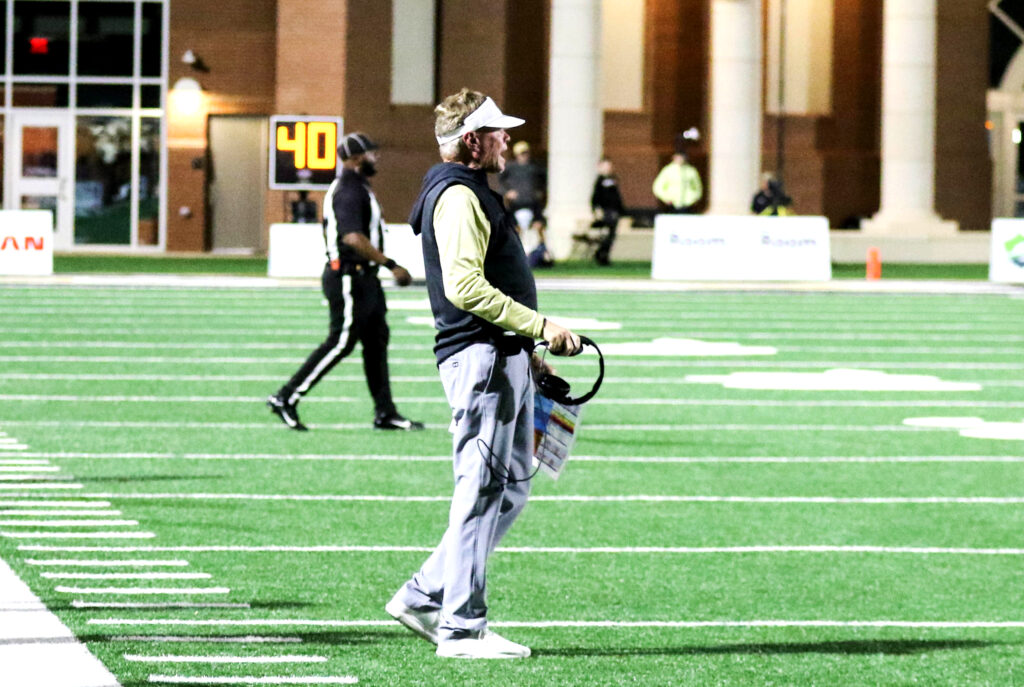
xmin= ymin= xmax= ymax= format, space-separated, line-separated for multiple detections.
xmin=8 ymin=111 xmax=73 ymax=249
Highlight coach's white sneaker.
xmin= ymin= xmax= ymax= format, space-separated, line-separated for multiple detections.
xmin=435 ymin=629 xmax=531 ymax=659
xmin=385 ymin=597 xmax=439 ymax=645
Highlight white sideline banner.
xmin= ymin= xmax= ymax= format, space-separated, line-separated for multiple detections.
xmin=989 ymin=219 xmax=1024 ymax=284
xmin=0 ymin=210 xmax=54 ymax=276
xmin=267 ymin=222 xmax=425 ymax=280
xmin=651 ymin=215 xmax=831 ymax=282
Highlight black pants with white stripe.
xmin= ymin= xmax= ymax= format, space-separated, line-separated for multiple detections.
xmin=278 ymin=265 xmax=397 ymax=416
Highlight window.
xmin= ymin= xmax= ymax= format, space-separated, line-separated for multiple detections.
xmin=141 ymin=2 xmax=162 ymax=78
xmin=74 ymin=115 xmax=132 ymax=244
xmin=13 ymin=1 xmax=71 ymax=76
xmin=391 ymin=0 xmax=436 ymax=105
xmin=77 ymin=2 xmax=134 ymax=76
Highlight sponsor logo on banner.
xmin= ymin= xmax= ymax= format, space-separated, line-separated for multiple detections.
xmin=1005 ymin=234 xmax=1024 ymax=268
xmin=0 ymin=210 xmax=53 ymax=276
xmin=989 ymin=220 xmax=1024 ymax=284
xmin=652 ymin=215 xmax=831 ymax=282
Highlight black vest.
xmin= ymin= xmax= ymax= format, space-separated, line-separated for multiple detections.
xmin=409 ymin=163 xmax=538 ymax=364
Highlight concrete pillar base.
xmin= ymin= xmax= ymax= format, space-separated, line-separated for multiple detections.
xmin=860 ymin=214 xmax=959 ymax=238
xmin=547 ymin=209 xmax=592 ymax=260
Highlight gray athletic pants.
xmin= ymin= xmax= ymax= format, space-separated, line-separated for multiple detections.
xmin=394 ymin=343 xmax=533 ymax=641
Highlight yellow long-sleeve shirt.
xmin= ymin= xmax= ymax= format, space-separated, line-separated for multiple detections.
xmin=652 ymin=161 xmax=703 ymax=209
xmin=433 ymin=185 xmax=546 ymax=339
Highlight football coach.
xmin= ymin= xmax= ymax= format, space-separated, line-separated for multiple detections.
xmin=385 ymin=89 xmax=581 ymax=660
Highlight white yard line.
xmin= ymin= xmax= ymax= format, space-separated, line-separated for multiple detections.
xmin=0 ymin=500 xmax=112 ymax=507
xmin=87 ymin=618 xmax=1024 ymax=630
xmin=146 ymin=677 xmax=357 ymax=685
xmin=0 ymin=460 xmax=50 ymax=465
xmin=125 ymin=655 xmax=327 ymax=664
xmin=42 ymin=572 xmax=211 ymax=580
xmin=56 ymin=493 xmax=1024 ymax=505
xmin=2 ymin=531 xmax=155 ymax=539
xmin=2 ymin=510 xmax=122 ymax=515
xmin=0 ymin=466 xmax=61 ymax=472
xmin=8 ymin=452 xmax=1024 ymax=464
xmin=18 ymin=544 xmax=1024 ymax=555
xmin=28 ymin=559 xmax=189 ymax=567
xmin=56 ymin=586 xmax=230 ymax=595
xmin=75 ymin=602 xmax=249 ymax=610
xmin=4 ymin=395 xmax=1024 ymax=409
xmin=6 ymin=356 xmax=1024 ymax=370
xmin=0 ymin=557 xmax=120 ymax=687
xmin=111 ymin=636 xmax=302 ymax=644
xmin=0 ymin=519 xmax=139 ymax=527
xmin=0 ymin=483 xmax=84 ymax=490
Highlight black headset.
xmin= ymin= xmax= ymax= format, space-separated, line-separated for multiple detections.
xmin=533 ymin=335 xmax=604 ymax=405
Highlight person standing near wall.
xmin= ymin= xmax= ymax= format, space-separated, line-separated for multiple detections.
xmin=652 ymin=150 xmax=703 ymax=213
xmin=386 ymin=88 xmax=581 ymax=660
xmin=498 ymin=140 xmax=546 ymax=228
xmin=590 ymin=157 xmax=624 ymax=265
xmin=266 ymin=132 xmax=423 ymax=432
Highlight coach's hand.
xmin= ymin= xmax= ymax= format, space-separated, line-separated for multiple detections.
xmin=391 ymin=265 xmax=413 ymax=287
xmin=542 ymin=319 xmax=582 ymax=356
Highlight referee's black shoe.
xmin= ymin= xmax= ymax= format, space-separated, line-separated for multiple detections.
xmin=374 ymin=412 xmax=425 ymax=431
xmin=267 ymin=394 xmax=308 ymax=431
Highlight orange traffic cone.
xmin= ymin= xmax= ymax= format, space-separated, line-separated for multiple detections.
xmin=866 ymin=247 xmax=882 ymax=280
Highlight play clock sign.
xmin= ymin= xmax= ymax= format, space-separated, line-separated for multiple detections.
xmin=269 ymin=115 xmax=344 ymax=190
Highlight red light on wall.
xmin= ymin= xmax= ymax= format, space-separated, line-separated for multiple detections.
xmin=29 ymin=37 xmax=49 ymax=55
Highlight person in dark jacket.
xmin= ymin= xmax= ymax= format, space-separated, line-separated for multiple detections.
xmin=590 ymin=157 xmax=624 ymax=265
xmin=752 ymin=172 xmax=793 ymax=216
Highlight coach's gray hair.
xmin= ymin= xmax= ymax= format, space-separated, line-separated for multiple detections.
xmin=434 ymin=88 xmax=487 ymax=161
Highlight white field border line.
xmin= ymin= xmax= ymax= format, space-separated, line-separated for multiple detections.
xmin=60 ymin=493 xmax=1024 ymax=505
xmin=112 ymin=635 xmax=302 ymax=644
xmin=146 ymin=677 xmax=357 ymax=685
xmin=87 ymin=618 xmax=1024 ymax=630
xmin=9 ymin=452 xmax=1024 ymax=464
xmin=0 ymin=459 xmax=51 ymax=465
xmin=125 ymin=655 xmax=327 ymax=664
xmin=21 ymin=544 xmax=1024 ymax=556
xmin=0 ymin=474 xmax=77 ymax=481
xmin=28 ymin=559 xmax=189 ymax=567
xmin=0 ymin=556 xmax=121 ymax=687
xmin=42 ymin=572 xmax=211 ymax=580
xmin=56 ymin=586 xmax=231 ymax=595
xmin=75 ymin=602 xmax=250 ymax=609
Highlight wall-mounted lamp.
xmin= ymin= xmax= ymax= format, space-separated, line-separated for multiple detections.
xmin=170 ymin=76 xmax=203 ymax=116
xmin=181 ymin=49 xmax=210 ymax=73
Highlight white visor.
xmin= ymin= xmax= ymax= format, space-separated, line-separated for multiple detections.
xmin=435 ymin=97 xmax=525 ymax=144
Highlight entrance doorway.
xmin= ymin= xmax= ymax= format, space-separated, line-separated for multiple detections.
xmin=208 ymin=115 xmax=269 ymax=254
xmin=6 ymin=111 xmax=74 ymax=249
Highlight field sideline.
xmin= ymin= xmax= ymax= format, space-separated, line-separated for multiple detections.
xmin=1 ymin=277 xmax=1023 ymax=686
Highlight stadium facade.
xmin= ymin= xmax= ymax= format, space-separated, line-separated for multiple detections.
xmin=0 ymin=0 xmax=996 ymax=256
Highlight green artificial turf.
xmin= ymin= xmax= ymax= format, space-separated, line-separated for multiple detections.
xmin=1 ymin=285 xmax=1023 ymax=685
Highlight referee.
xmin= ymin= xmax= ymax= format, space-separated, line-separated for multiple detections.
xmin=267 ymin=132 xmax=423 ymax=432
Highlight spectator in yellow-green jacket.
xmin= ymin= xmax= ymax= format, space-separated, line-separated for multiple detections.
xmin=652 ymin=151 xmax=703 ymax=213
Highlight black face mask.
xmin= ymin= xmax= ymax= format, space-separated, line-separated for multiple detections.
xmin=359 ymin=160 xmax=377 ymax=177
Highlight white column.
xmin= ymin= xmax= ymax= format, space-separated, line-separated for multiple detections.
xmin=862 ymin=0 xmax=957 ymax=236
xmin=546 ymin=0 xmax=602 ymax=259
xmin=708 ymin=0 xmax=762 ymax=215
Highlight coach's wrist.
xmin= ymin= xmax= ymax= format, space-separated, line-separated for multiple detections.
xmin=383 ymin=258 xmax=397 ymax=271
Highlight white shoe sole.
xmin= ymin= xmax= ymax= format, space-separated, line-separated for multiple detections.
xmin=385 ymin=599 xmax=439 ymax=645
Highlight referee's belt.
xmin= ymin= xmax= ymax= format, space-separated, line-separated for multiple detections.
xmin=333 ymin=262 xmax=378 ymax=276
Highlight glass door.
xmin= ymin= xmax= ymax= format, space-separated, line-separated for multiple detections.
xmin=8 ymin=111 xmax=74 ymax=249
